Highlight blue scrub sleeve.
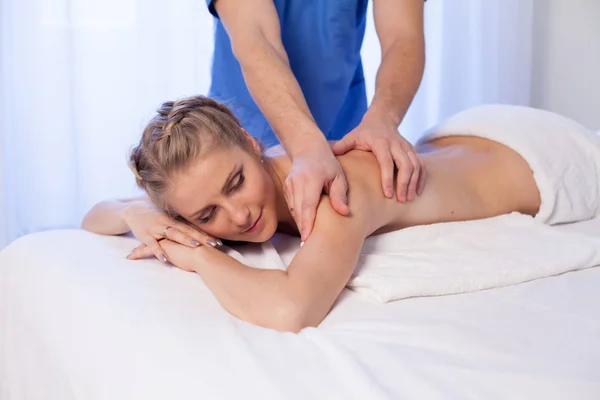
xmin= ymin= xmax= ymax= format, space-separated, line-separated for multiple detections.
xmin=206 ymin=0 xmax=426 ymax=20
xmin=205 ymin=0 xmax=218 ymax=18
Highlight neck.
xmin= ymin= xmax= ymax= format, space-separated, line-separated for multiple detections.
xmin=263 ymin=155 xmax=296 ymax=230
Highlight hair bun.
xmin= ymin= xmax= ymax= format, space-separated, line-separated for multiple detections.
xmin=156 ymin=101 xmax=175 ymax=117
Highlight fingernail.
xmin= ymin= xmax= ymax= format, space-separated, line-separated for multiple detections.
xmin=191 ymin=240 xmax=200 ymax=246
xmin=126 ymin=253 xmax=132 ymax=259
xmin=216 ymin=239 xmax=223 ymax=247
xmin=385 ymin=188 xmax=393 ymax=198
xmin=206 ymin=240 xmax=217 ymax=247
xmin=160 ymin=254 xmax=168 ymax=263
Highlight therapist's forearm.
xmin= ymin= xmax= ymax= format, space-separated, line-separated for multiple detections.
xmin=365 ymin=34 xmax=425 ymax=127
xmin=233 ymin=36 xmax=328 ymax=157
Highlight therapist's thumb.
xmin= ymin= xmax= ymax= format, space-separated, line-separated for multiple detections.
xmin=328 ymin=175 xmax=350 ymax=216
xmin=331 ymin=137 xmax=356 ymax=156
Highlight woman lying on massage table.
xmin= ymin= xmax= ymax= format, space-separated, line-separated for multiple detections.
xmin=82 ymin=95 xmax=600 ymax=332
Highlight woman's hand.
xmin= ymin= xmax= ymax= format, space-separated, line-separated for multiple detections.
xmin=127 ymin=239 xmax=203 ymax=272
xmin=121 ymin=200 xmax=221 ymax=263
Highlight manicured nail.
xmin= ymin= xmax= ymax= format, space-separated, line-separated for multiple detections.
xmin=216 ymin=239 xmax=223 ymax=247
xmin=126 ymin=253 xmax=132 ymax=259
xmin=206 ymin=240 xmax=217 ymax=247
xmin=160 ymin=254 xmax=168 ymax=263
xmin=191 ymin=240 xmax=200 ymax=246
xmin=385 ymin=188 xmax=393 ymax=198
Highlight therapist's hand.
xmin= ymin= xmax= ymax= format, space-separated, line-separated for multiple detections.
xmin=332 ymin=117 xmax=426 ymax=202
xmin=285 ymin=142 xmax=350 ymax=241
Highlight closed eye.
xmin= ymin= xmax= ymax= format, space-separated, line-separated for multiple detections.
xmin=195 ymin=167 xmax=244 ymax=224
xmin=198 ymin=207 xmax=216 ymax=224
xmin=229 ymin=171 xmax=245 ymax=193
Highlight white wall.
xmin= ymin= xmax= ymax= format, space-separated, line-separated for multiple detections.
xmin=365 ymin=0 xmax=600 ymax=131
xmin=0 ymin=131 xmax=5 ymax=249
xmin=531 ymin=0 xmax=600 ymax=130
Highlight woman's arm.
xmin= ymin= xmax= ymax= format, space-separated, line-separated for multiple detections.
xmin=83 ymin=195 xmax=220 ymax=263
xmin=81 ymin=196 xmax=149 ymax=235
xmin=179 ymin=197 xmax=369 ymax=332
xmin=160 ymin=167 xmax=382 ymax=332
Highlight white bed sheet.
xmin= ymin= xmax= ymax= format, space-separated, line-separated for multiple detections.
xmin=1 ymin=219 xmax=599 ymax=400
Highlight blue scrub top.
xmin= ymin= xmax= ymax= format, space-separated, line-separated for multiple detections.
xmin=205 ymin=0 xmax=369 ymax=148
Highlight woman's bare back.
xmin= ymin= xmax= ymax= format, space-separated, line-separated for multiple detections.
xmin=333 ymin=135 xmax=541 ymax=236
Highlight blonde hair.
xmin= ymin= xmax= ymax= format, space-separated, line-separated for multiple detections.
xmin=130 ymin=95 xmax=255 ymax=216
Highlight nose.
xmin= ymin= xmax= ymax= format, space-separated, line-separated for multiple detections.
xmin=228 ymin=203 xmax=251 ymax=229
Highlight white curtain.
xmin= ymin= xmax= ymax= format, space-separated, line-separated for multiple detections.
xmin=363 ymin=0 xmax=534 ymax=140
xmin=0 ymin=0 xmax=534 ymax=249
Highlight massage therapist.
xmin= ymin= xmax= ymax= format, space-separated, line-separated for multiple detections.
xmin=205 ymin=0 xmax=428 ymax=240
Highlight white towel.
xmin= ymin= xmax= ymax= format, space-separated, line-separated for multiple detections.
xmin=348 ymin=213 xmax=600 ymax=302
xmin=417 ymin=104 xmax=600 ymax=224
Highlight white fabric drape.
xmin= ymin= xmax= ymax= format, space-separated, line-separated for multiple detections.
xmin=0 ymin=0 xmax=534 ymax=249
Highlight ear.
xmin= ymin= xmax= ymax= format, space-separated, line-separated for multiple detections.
xmin=241 ymin=128 xmax=262 ymax=158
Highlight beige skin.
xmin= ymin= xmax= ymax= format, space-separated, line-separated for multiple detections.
xmin=215 ymin=0 xmax=426 ymax=241
xmin=116 ymin=135 xmax=540 ymax=333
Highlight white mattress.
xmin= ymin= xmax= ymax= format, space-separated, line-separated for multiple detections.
xmin=1 ymin=219 xmax=600 ymax=399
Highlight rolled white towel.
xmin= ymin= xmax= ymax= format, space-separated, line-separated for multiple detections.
xmin=417 ymin=104 xmax=600 ymax=224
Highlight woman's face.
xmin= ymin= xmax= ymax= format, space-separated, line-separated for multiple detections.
xmin=168 ymin=145 xmax=279 ymax=243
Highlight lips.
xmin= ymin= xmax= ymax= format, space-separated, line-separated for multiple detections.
xmin=244 ymin=209 xmax=263 ymax=233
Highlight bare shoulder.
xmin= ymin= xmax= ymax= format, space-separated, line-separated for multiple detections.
xmin=265 ymin=146 xmax=397 ymax=235
xmin=336 ymin=150 xmax=396 ymax=235
xmin=337 ymin=150 xmax=385 ymax=195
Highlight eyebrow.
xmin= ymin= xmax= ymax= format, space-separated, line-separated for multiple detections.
xmin=189 ymin=163 xmax=240 ymax=220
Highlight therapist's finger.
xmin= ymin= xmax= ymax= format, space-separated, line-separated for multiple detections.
xmin=295 ymin=179 xmax=321 ymax=241
xmin=284 ymin=176 xmax=303 ymax=235
xmin=391 ymin=147 xmax=413 ymax=203
xmin=405 ymin=151 xmax=421 ymax=201
xmin=331 ymin=136 xmax=357 ymax=156
xmin=327 ymin=174 xmax=350 ymax=216
xmin=371 ymin=141 xmax=395 ymax=199
xmin=416 ymin=155 xmax=427 ymax=196
xmin=283 ymin=176 xmax=295 ymax=214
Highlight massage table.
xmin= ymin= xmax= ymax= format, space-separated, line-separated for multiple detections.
xmin=1 ymin=217 xmax=599 ymax=400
